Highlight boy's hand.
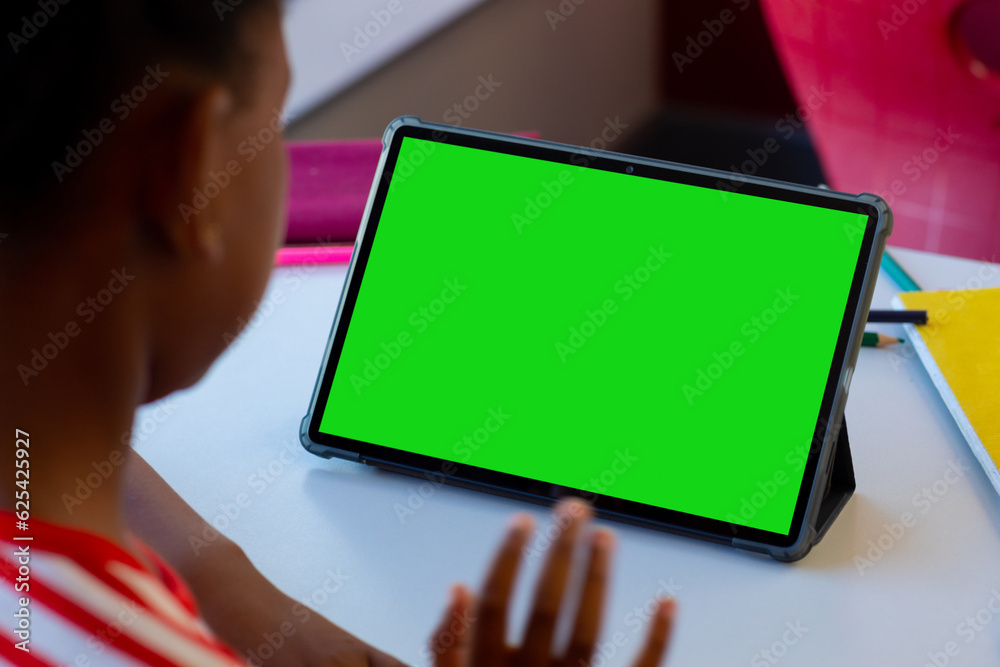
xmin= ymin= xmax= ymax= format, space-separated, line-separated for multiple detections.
xmin=428 ymin=499 xmax=676 ymax=667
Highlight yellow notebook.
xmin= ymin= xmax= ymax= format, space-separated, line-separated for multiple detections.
xmin=893 ymin=288 xmax=1000 ymax=494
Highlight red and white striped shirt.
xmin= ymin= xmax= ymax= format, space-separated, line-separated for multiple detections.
xmin=0 ymin=511 xmax=245 ymax=666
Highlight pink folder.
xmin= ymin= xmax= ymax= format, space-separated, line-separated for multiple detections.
xmin=285 ymin=138 xmax=383 ymax=244
xmin=285 ymin=131 xmax=541 ymax=245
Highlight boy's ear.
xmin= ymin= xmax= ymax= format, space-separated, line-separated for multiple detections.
xmin=142 ymin=84 xmax=236 ymax=262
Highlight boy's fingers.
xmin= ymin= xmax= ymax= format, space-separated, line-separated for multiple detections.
xmin=429 ymin=584 xmax=475 ymax=667
xmin=452 ymin=586 xmax=476 ymax=666
xmin=429 ymin=585 xmax=462 ymax=667
xmin=521 ymin=499 xmax=591 ymax=666
xmin=560 ymin=529 xmax=613 ymax=667
xmin=470 ymin=513 xmax=534 ymax=667
xmin=630 ymin=598 xmax=676 ymax=667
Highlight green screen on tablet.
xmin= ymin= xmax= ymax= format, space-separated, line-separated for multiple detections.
xmin=305 ymin=120 xmax=884 ymax=554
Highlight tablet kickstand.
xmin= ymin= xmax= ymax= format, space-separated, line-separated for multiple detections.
xmin=812 ymin=417 xmax=856 ymax=544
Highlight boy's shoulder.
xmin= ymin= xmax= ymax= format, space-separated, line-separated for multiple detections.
xmin=0 ymin=511 xmax=245 ymax=666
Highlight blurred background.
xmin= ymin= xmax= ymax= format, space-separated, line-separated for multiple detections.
xmin=283 ymin=0 xmax=1000 ymax=261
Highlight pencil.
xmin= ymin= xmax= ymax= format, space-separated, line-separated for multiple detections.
xmin=862 ymin=332 xmax=905 ymax=348
xmin=880 ymin=250 xmax=922 ymax=292
xmin=867 ymin=309 xmax=928 ymax=324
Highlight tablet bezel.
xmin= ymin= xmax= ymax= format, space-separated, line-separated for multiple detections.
xmin=301 ymin=116 xmax=891 ymax=561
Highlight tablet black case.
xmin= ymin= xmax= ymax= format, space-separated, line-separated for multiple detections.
xmin=732 ymin=416 xmax=855 ymax=561
xmin=300 ymin=116 xmax=888 ymax=563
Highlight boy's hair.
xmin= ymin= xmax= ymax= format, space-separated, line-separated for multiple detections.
xmin=0 ymin=0 xmax=273 ymax=217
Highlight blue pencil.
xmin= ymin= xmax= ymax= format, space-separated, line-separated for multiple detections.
xmin=881 ymin=250 xmax=922 ymax=292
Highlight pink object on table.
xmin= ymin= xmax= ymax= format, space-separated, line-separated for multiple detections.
xmin=760 ymin=0 xmax=1000 ymax=261
xmin=285 ymin=138 xmax=383 ymax=244
xmin=274 ymin=244 xmax=353 ymax=266
xmin=285 ymin=130 xmax=542 ymax=245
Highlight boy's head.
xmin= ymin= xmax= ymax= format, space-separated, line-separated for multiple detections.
xmin=2 ymin=0 xmax=290 ymax=401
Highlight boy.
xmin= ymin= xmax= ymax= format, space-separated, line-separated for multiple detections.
xmin=0 ymin=1 xmax=675 ymax=664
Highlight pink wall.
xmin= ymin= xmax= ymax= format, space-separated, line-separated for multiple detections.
xmin=760 ymin=0 xmax=1000 ymax=261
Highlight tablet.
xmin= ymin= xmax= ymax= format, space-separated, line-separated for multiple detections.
xmin=300 ymin=116 xmax=892 ymax=561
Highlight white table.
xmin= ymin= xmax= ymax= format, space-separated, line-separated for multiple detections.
xmin=135 ymin=246 xmax=1000 ymax=666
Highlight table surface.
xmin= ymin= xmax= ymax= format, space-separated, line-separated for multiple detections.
xmin=135 ymin=245 xmax=1000 ymax=666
